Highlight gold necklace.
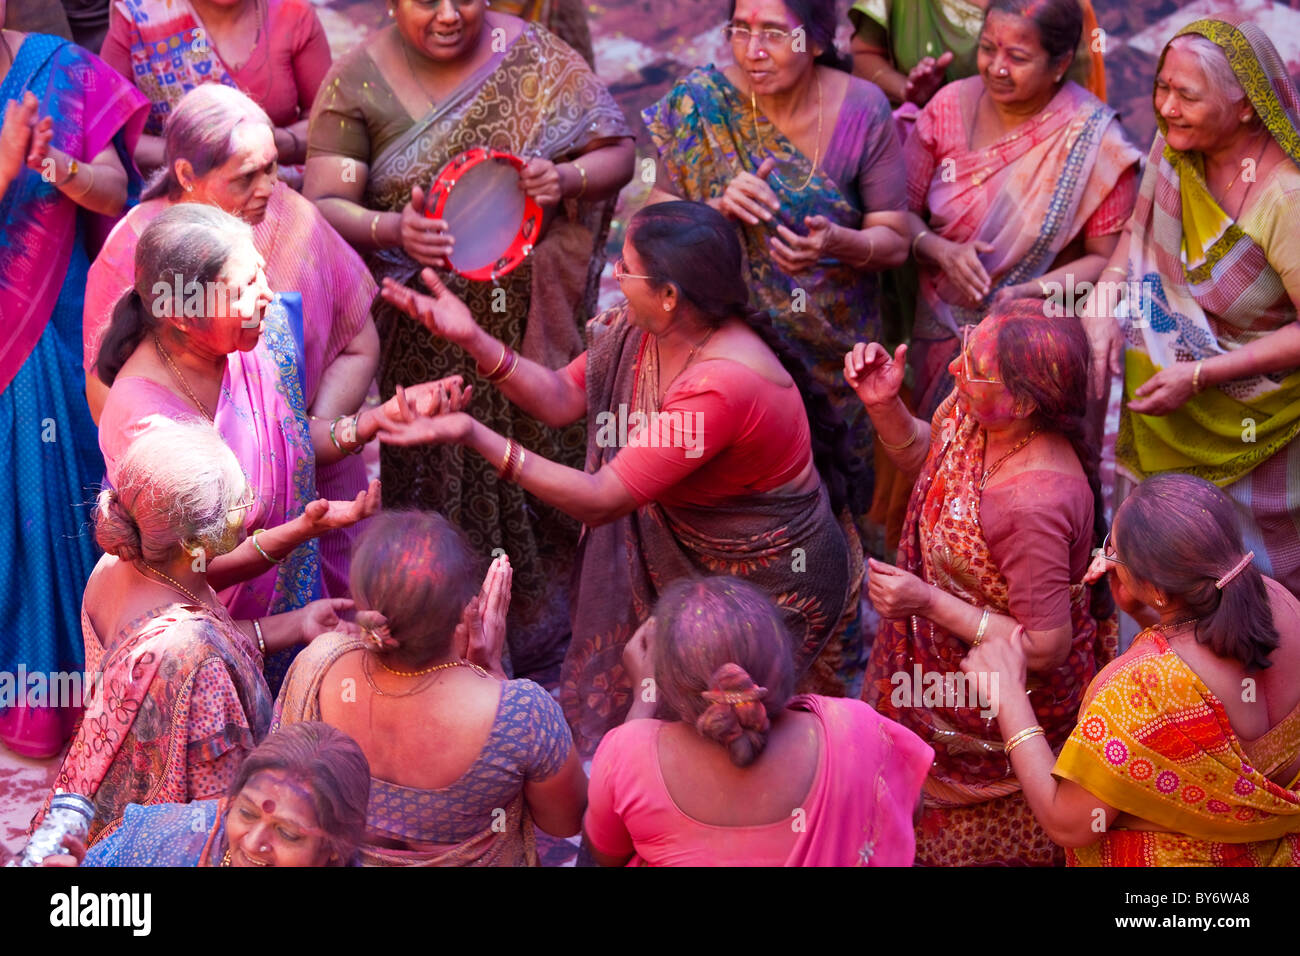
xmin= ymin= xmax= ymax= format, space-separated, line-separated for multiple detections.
xmin=750 ymin=70 xmax=822 ymax=192
xmin=220 ymin=847 xmax=231 ymax=867
xmin=1223 ymin=127 xmax=1269 ymax=193
xmin=136 ymin=562 xmax=207 ymax=607
xmin=1153 ymin=617 xmax=1200 ymax=635
xmin=154 ymin=335 xmax=214 ymax=420
xmin=653 ymin=325 xmax=718 ymax=402
xmin=979 ymin=427 xmax=1041 ymax=490
xmin=376 ymin=656 xmax=487 ymax=678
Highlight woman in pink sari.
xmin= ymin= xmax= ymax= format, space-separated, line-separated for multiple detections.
xmin=904 ymin=0 xmax=1140 ymax=418
xmin=584 ymin=576 xmax=932 ymax=867
xmin=84 ymin=84 xmax=380 ymax=600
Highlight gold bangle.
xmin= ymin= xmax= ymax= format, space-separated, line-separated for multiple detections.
xmin=482 ymin=342 xmax=509 ymax=379
xmin=1036 ymin=279 xmax=1050 ymax=297
xmin=370 ymin=213 xmax=382 ymax=246
xmin=1004 ymin=726 xmax=1046 ymax=757
xmin=877 ymin=420 xmax=918 ymax=451
xmin=570 ymin=160 xmax=588 ymax=199
xmin=1102 ymin=265 xmax=1126 ymax=278
xmin=495 ymin=351 xmax=520 ymax=385
xmin=497 ymin=439 xmax=517 ymax=479
xmin=973 ymin=608 xmax=991 ymax=646
xmin=69 ymin=161 xmax=95 ymax=200
xmin=911 ymin=229 xmax=930 ymax=259
xmin=1192 ymin=359 xmax=1205 ymax=393
xmin=252 ymin=618 xmax=267 ymax=656
xmin=251 ymin=530 xmax=284 ymax=566
xmin=510 ymin=447 xmax=527 ymax=482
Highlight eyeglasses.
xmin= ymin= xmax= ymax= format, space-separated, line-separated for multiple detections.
xmin=1099 ymin=531 xmax=1127 ymax=567
xmin=961 ymin=324 xmax=1002 ymax=385
xmin=613 ymin=256 xmax=654 ymax=284
xmin=227 ymin=491 xmax=258 ymax=517
xmin=722 ymin=24 xmax=799 ymax=48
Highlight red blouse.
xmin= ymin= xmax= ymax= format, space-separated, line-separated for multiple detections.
xmin=564 ymin=351 xmax=812 ymax=509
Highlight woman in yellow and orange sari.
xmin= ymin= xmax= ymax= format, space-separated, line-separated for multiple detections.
xmin=965 ymin=473 xmax=1300 ymax=866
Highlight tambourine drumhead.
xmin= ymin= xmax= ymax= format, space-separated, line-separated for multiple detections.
xmin=426 ymin=148 xmax=543 ymax=282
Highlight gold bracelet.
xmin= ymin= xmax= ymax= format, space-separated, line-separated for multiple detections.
xmin=911 ymin=229 xmax=930 ymax=259
xmin=570 ymin=160 xmax=588 ymax=199
xmin=1102 ymin=265 xmax=1126 ymax=278
xmin=482 ymin=342 xmax=509 ymax=379
xmin=973 ymin=608 xmax=991 ymax=646
xmin=510 ymin=447 xmax=527 ymax=482
xmin=252 ymin=618 xmax=267 ymax=656
xmin=1004 ymin=726 xmax=1046 ymax=757
xmin=1192 ymin=359 xmax=1205 ymax=394
xmin=497 ymin=439 xmax=517 ymax=479
xmin=877 ymin=420 xmax=918 ymax=451
xmin=251 ymin=530 xmax=284 ymax=566
xmin=495 ymin=351 xmax=520 ymax=385
xmin=69 ymin=161 xmax=95 ymax=200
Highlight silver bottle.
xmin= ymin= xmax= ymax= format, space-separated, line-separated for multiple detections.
xmin=9 ymin=792 xmax=95 ymax=867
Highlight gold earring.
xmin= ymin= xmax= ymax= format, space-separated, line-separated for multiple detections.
xmin=662 ymin=302 xmax=671 ymax=311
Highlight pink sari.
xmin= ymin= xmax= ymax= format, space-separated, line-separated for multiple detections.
xmin=905 ymin=77 xmax=1140 ymax=415
xmin=98 ymin=308 xmax=323 ymax=624
xmin=85 ymin=182 xmax=374 ymax=597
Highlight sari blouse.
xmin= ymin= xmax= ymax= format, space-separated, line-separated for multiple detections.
xmin=584 ymin=695 xmax=933 ymax=866
xmin=563 ymin=349 xmax=811 ymax=508
xmin=101 ymin=0 xmax=332 ymax=135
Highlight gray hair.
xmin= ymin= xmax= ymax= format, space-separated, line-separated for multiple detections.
xmin=1167 ymin=34 xmax=1247 ymax=113
xmin=142 ymin=84 xmax=274 ymax=202
xmin=95 ymin=417 xmax=247 ymax=564
xmin=95 ymin=203 xmax=255 ymax=384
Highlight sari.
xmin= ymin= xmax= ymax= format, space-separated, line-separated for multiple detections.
xmin=644 ymin=65 xmax=906 ymax=529
xmin=847 ymin=0 xmax=1107 ymax=101
xmin=863 ymin=393 xmax=1114 ymax=865
xmin=0 ymin=34 xmax=146 ymax=748
xmin=906 ymin=76 xmax=1141 ymax=418
xmin=97 ymin=293 xmax=324 ymax=691
xmin=102 ymin=0 xmax=331 ymax=135
xmin=584 ymin=695 xmax=934 ymax=867
xmin=1056 ymin=623 xmax=1300 ymax=867
xmin=308 ymin=22 xmax=631 ymax=680
xmin=41 ymin=600 xmax=272 ymax=846
xmin=561 ymin=306 xmax=862 ymax=758
xmin=1114 ymin=18 xmax=1300 ymax=595
xmin=82 ymin=798 xmax=228 ymax=867
xmin=274 ymin=632 xmax=574 ymax=866
xmin=84 ymin=182 xmax=376 ymax=599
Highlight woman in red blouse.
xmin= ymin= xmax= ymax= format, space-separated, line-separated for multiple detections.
xmin=377 ymin=200 xmax=862 ymax=755
xmin=99 ymin=0 xmax=331 ymax=180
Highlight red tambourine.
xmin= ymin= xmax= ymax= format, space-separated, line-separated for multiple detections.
xmin=425 ymin=148 xmax=543 ymax=282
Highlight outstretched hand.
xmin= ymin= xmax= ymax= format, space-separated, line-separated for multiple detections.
xmin=379 ymin=268 xmax=480 ymax=348
xmin=903 ymin=50 xmax=955 ymax=106
xmin=298 ymin=479 xmax=381 ymax=535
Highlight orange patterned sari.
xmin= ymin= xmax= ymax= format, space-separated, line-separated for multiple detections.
xmin=1057 ymin=628 xmax=1300 ymax=866
xmin=864 ymin=393 xmax=1114 ymax=865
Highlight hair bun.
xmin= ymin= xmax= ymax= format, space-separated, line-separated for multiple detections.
xmin=695 ymin=663 xmax=771 ymax=766
xmin=94 ymin=487 xmax=145 ymax=562
xmin=357 ymin=609 xmax=392 ymax=650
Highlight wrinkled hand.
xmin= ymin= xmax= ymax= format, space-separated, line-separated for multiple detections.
xmin=0 ymin=92 xmax=38 ymax=186
xmin=844 ymin=341 xmax=907 ymax=409
xmin=867 ymin=557 xmax=933 ymax=619
xmin=1127 ymin=361 xmax=1196 ymax=417
xmin=300 ymin=598 xmax=358 ymax=643
xmin=1081 ymin=311 xmax=1123 ymax=401
xmin=464 ymin=553 xmax=511 ymax=675
xmin=991 ymin=280 xmax=1048 ymax=307
xmin=379 ymin=267 xmax=480 ymax=348
xmin=519 ymin=156 xmax=562 ymax=207
xmin=959 ymin=626 xmax=1028 ymax=697
xmin=298 ymin=479 xmax=381 ymax=536
xmin=41 ymin=833 xmax=86 ymax=867
xmin=771 ymin=214 xmax=834 ymax=274
xmin=718 ymin=156 xmax=780 ymax=225
xmin=933 ymin=237 xmax=994 ymax=306
xmin=399 ymin=185 xmax=455 ymax=268
xmin=903 ymin=51 xmax=955 ymax=106
xmin=622 ymin=616 xmax=656 ymax=689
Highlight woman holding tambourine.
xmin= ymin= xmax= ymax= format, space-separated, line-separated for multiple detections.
xmin=304 ymin=0 xmax=634 ymax=682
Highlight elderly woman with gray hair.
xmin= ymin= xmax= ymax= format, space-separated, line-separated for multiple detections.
xmin=83 ymin=84 xmax=381 ymax=601
xmin=39 ymin=419 xmax=354 ymax=847
xmin=93 ymin=202 xmax=459 ymax=690
xmin=1082 ymin=17 xmax=1300 ymax=595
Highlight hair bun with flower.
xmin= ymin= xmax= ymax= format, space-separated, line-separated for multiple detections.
xmin=357 ymin=609 xmax=393 ymax=650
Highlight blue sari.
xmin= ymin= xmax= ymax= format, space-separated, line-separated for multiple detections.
xmin=0 ymin=35 xmax=145 ymax=748
xmin=82 ymin=800 xmax=226 ymax=867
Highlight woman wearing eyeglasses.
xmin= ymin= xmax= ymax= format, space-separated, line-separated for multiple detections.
xmin=376 ymin=201 xmax=860 ymax=757
xmin=642 ymin=0 xmax=911 ymax=546
xmin=847 ymin=299 xmax=1114 ymax=866
xmin=963 ymin=473 xmax=1300 ymax=866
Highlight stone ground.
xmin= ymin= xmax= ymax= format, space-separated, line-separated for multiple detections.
xmin=6 ymin=0 xmax=1300 ymax=865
